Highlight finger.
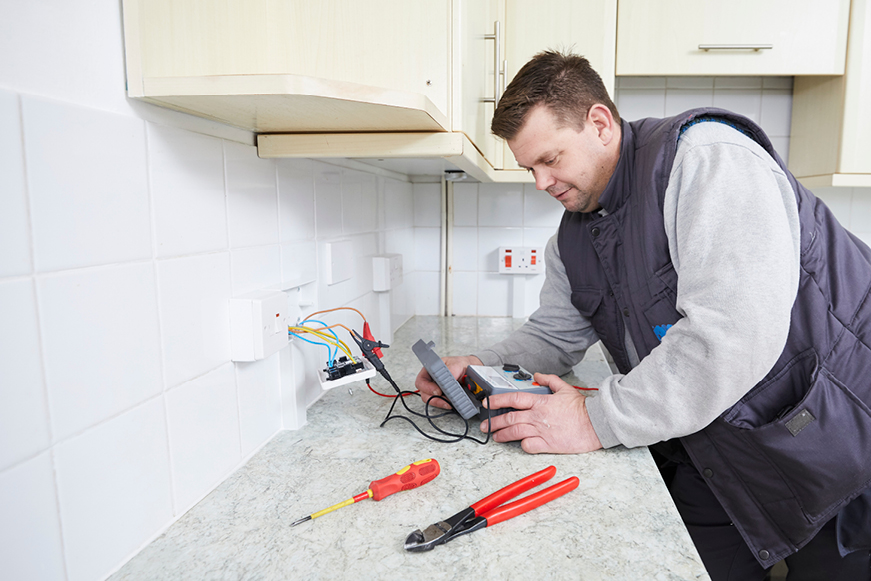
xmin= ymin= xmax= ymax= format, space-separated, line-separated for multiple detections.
xmin=478 ymin=409 xmax=513 ymax=433
xmin=520 ymin=437 xmax=551 ymax=454
xmin=532 ymin=372 xmax=575 ymax=394
xmin=414 ymin=367 xmax=438 ymax=393
xmin=485 ymin=391 xmax=548 ymax=411
xmin=490 ymin=421 xmax=542 ymax=443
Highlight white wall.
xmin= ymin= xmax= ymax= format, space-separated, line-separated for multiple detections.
xmin=0 ymin=4 xmax=418 ymax=581
xmin=447 ymin=76 xmax=871 ymax=317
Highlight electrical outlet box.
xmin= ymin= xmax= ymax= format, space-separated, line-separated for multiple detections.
xmin=230 ymin=290 xmax=289 ymax=361
xmin=324 ymin=240 xmax=354 ymax=285
xmin=373 ymin=253 xmax=403 ymax=292
xmin=318 ymin=357 xmax=377 ymax=390
xmin=498 ymin=246 xmax=544 ymax=274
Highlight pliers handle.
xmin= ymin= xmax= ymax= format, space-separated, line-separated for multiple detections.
xmin=404 ymin=466 xmax=579 ymax=551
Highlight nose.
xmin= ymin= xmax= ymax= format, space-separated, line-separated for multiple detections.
xmin=534 ymin=168 xmax=556 ymax=191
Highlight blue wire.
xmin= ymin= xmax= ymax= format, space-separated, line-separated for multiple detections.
xmin=297 ymin=318 xmax=343 ymax=364
xmin=288 ymin=331 xmax=333 ymax=362
xmin=299 ymin=318 xmax=343 ymax=362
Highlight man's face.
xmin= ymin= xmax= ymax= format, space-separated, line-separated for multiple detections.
xmin=508 ymin=105 xmax=614 ymax=213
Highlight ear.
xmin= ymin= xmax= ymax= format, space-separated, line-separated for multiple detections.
xmin=587 ymin=104 xmax=617 ymax=146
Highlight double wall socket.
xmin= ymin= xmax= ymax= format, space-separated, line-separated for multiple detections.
xmin=498 ymin=246 xmax=544 ymax=274
xmin=230 ymin=289 xmax=289 ymax=361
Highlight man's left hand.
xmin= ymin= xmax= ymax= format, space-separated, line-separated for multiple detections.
xmin=479 ymin=372 xmax=603 ymax=454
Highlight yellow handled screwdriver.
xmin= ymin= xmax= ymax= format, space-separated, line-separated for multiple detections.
xmin=290 ymin=459 xmax=441 ymax=526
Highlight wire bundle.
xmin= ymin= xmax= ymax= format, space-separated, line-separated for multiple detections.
xmin=290 ymin=306 xmax=491 ymax=444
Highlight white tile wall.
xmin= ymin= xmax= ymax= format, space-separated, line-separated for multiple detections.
xmin=615 ymin=76 xmax=794 ymax=162
xmin=39 ymin=263 xmax=163 ymax=441
xmin=0 ymin=54 xmax=418 ymax=581
xmin=157 ymin=252 xmax=232 ymax=389
xmin=449 ymin=181 xmax=556 ymax=319
xmin=54 ymin=398 xmax=173 ymax=581
xmin=277 ymin=159 xmax=316 ymax=243
xmin=236 ymin=354 xmax=282 ymax=457
xmin=0 ymin=89 xmax=32 ymax=278
xmin=230 ymin=245 xmax=282 ymax=295
xmin=343 ymin=170 xmax=378 ymax=235
xmin=313 ymin=163 xmax=344 ymax=240
xmin=815 ymin=187 xmax=871 ymax=247
xmin=148 ymin=124 xmax=228 ymax=258
xmin=23 ymin=96 xmax=152 ymax=272
xmin=0 ymin=453 xmax=66 ymax=581
xmin=225 ymin=141 xmax=279 ymax=248
xmin=0 ymin=279 xmax=50 ymax=469
xmin=413 ymin=183 xmax=442 ymax=227
xmin=165 ymin=364 xmax=241 ymax=513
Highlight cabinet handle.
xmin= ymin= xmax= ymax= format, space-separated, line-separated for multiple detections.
xmin=698 ymin=44 xmax=773 ymax=51
xmin=501 ymin=59 xmax=508 ymax=96
xmin=482 ymin=21 xmax=502 ymax=104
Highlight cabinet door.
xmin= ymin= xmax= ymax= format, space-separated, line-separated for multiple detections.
xmin=616 ymin=0 xmax=849 ymax=76
xmin=453 ymin=0 xmax=503 ymax=168
xmin=790 ymin=0 xmax=871 ymax=185
xmin=500 ymin=0 xmax=617 ymax=173
xmin=136 ymin=0 xmax=452 ymax=121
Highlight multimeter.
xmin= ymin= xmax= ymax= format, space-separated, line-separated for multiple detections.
xmin=465 ymin=364 xmax=552 ymax=417
xmin=412 ymin=339 xmax=551 ymax=421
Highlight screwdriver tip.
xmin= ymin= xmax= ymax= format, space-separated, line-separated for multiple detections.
xmin=290 ymin=515 xmax=311 ymax=527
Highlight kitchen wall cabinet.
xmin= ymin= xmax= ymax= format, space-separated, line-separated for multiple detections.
xmin=122 ymin=0 xmax=510 ymax=181
xmin=499 ymin=0 xmax=616 ymax=175
xmin=455 ymin=0 xmax=504 ymax=169
xmin=124 ymin=0 xmax=452 ymax=132
xmin=121 ymin=0 xmax=620 ymax=183
xmin=616 ymin=0 xmax=850 ymax=76
xmin=789 ymin=0 xmax=871 ymax=188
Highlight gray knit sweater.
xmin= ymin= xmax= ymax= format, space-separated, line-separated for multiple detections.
xmin=474 ymin=122 xmax=801 ymax=449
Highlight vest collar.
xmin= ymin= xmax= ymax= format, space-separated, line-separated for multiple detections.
xmin=595 ymin=119 xmax=636 ymax=215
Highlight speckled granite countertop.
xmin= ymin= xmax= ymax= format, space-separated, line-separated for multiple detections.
xmin=111 ymin=316 xmax=709 ymax=580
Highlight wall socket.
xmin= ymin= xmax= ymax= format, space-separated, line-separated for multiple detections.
xmin=498 ymin=246 xmax=544 ymax=274
xmin=229 ymin=289 xmax=289 ymax=361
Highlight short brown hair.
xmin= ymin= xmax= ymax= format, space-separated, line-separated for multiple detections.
xmin=491 ymin=50 xmax=620 ymax=140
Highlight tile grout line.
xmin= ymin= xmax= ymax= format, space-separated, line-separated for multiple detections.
xmin=18 ymin=90 xmax=72 ymax=581
xmin=144 ymin=122 xmax=179 ymax=518
xmin=223 ymin=140 xmax=244 ymax=459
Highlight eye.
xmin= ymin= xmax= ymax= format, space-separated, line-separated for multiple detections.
xmin=544 ymin=157 xmax=557 ymax=166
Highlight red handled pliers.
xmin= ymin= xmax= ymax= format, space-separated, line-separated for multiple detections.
xmin=404 ymin=466 xmax=578 ymax=551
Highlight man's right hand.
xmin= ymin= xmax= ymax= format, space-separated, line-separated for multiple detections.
xmin=414 ymin=355 xmax=483 ymax=410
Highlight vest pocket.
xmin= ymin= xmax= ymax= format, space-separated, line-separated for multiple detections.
xmin=570 ymin=288 xmax=603 ymax=318
xmin=723 ymin=354 xmax=871 ymax=520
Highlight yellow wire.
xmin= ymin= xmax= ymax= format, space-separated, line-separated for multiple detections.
xmin=289 ymin=326 xmax=357 ymax=363
xmin=302 ymin=328 xmax=355 ymax=361
xmin=297 ymin=324 xmax=358 ymax=357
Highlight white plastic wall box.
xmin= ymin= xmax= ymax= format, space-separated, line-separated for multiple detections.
xmin=324 ymin=240 xmax=354 ymax=285
xmin=230 ymin=289 xmax=289 ymax=361
xmin=373 ymin=253 xmax=403 ymax=292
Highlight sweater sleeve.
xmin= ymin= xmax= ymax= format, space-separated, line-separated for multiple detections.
xmin=474 ymin=234 xmax=600 ymax=375
xmin=584 ymin=122 xmax=801 ymax=448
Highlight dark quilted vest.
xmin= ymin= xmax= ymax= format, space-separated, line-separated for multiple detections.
xmin=558 ymin=108 xmax=871 ymax=567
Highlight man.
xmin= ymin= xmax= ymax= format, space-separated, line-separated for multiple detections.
xmin=415 ymin=51 xmax=871 ymax=580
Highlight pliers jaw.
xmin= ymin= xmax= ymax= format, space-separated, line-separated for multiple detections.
xmin=404 ymin=466 xmax=579 ymax=552
xmin=404 ymin=507 xmax=485 ymax=551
